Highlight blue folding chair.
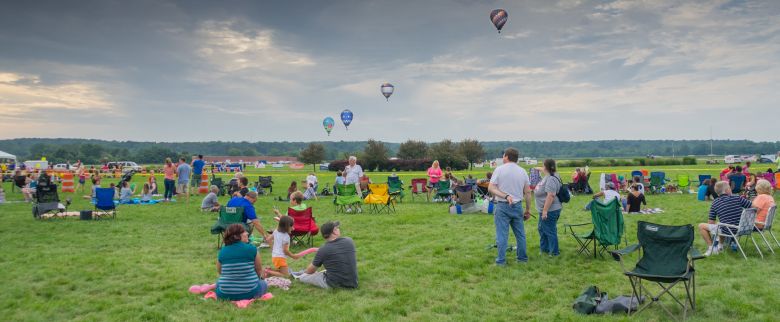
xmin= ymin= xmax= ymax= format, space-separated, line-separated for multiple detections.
xmin=94 ymin=187 xmax=117 ymax=219
xmin=631 ymin=170 xmax=643 ymax=180
xmin=697 ymin=175 xmax=711 ymax=187
xmin=730 ymin=175 xmax=746 ymax=194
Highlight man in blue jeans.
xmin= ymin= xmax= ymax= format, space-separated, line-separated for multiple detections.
xmin=489 ymin=148 xmax=533 ymax=265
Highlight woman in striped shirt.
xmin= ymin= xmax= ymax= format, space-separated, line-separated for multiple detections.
xmin=216 ymin=224 xmax=268 ymax=300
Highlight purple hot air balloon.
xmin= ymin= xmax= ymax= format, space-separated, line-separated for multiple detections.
xmin=490 ymin=9 xmax=508 ymax=33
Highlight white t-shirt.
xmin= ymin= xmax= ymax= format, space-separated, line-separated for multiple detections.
xmin=602 ymin=190 xmax=620 ymax=203
xmin=306 ymin=174 xmax=318 ymax=187
xmin=345 ymin=164 xmax=363 ymax=184
xmin=489 ymin=162 xmax=530 ymax=202
xmin=271 ymin=230 xmax=291 ymax=258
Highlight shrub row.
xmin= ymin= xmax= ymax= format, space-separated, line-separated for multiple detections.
xmin=558 ymin=157 xmax=697 ymax=168
xmin=328 ymin=158 xmax=470 ymax=172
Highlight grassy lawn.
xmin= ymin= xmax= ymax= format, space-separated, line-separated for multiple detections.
xmin=1 ymin=164 xmax=779 ymax=321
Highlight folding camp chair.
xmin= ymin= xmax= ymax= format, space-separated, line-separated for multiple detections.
xmin=387 ymin=176 xmax=405 ymax=204
xmin=631 ymin=170 xmax=643 ymax=181
xmin=717 ymin=207 xmax=762 ymax=260
xmin=210 ymin=206 xmax=250 ymax=249
xmin=476 ymin=181 xmax=490 ymax=199
xmin=409 ymin=178 xmax=429 ymax=201
xmin=649 ymin=172 xmax=666 ymax=194
xmin=454 ymin=184 xmax=477 ymax=212
xmin=775 ymin=173 xmax=780 ymax=190
xmin=94 ymin=187 xmax=117 ymax=219
xmin=676 ymin=174 xmax=690 ymax=193
xmin=434 ymin=180 xmax=453 ymax=202
xmin=755 ymin=205 xmax=779 ymax=253
xmin=256 ymin=176 xmax=273 ymax=195
xmin=359 ymin=175 xmax=370 ymax=198
xmin=210 ymin=175 xmax=225 ymax=196
xmin=33 ymin=181 xmax=67 ymax=219
xmin=364 ymin=183 xmax=393 ymax=214
xmin=610 ymin=221 xmax=704 ymax=320
xmin=334 ymin=183 xmax=362 ymax=213
xmin=288 ymin=207 xmax=318 ymax=248
xmin=564 ymin=198 xmax=625 ymax=258
xmin=697 ymin=175 xmax=711 ymax=187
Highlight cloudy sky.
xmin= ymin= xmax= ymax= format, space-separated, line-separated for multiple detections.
xmin=1 ymin=0 xmax=778 ymax=142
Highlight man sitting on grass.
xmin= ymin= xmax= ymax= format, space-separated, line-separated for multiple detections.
xmin=201 ymin=185 xmax=221 ymax=212
xmin=295 ymin=221 xmax=358 ymax=289
xmin=698 ymin=181 xmax=753 ymax=256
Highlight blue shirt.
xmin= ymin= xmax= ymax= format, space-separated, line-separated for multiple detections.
xmin=226 ymin=196 xmax=257 ymax=221
xmin=177 ymin=163 xmax=191 ymax=183
xmin=192 ymin=159 xmax=205 ymax=175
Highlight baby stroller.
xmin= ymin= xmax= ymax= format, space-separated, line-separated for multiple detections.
xmin=256 ymin=176 xmax=273 ymax=195
xmin=210 ymin=173 xmax=225 ymax=196
xmin=119 ymin=169 xmax=136 ymax=186
xmin=226 ymin=178 xmax=240 ymax=196
xmin=319 ymin=183 xmax=332 ymax=196
xmin=32 ymin=173 xmax=70 ymax=219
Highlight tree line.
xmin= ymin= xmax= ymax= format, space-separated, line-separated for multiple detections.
xmin=0 ymin=138 xmax=777 ymax=166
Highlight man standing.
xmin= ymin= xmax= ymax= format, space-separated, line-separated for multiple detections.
xmin=176 ymin=157 xmax=192 ymax=202
xmin=226 ymin=191 xmax=269 ymax=242
xmin=297 ymin=221 xmax=358 ymax=289
xmin=344 ymin=156 xmax=364 ymax=213
xmin=191 ymin=155 xmax=205 ymax=191
xmin=488 ymin=148 xmax=532 ymax=265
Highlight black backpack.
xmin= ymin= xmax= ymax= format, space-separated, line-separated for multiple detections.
xmin=550 ymin=175 xmax=571 ymax=203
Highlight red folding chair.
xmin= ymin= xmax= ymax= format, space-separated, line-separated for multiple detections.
xmin=287 ymin=207 xmax=319 ymax=248
xmin=409 ymin=178 xmax=429 ymax=201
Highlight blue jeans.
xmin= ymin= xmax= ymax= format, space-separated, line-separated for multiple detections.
xmin=494 ymin=202 xmax=528 ymax=264
xmin=538 ymin=209 xmax=561 ymax=256
xmin=164 ymin=178 xmax=175 ymax=200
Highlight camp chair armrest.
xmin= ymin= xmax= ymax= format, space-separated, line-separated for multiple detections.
xmin=610 ymin=243 xmax=640 ymax=261
xmin=717 ymin=223 xmax=738 ymax=229
xmin=563 ymin=223 xmax=591 ymax=228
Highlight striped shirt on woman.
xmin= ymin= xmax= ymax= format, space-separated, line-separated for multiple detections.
xmin=216 ymin=242 xmax=264 ymax=300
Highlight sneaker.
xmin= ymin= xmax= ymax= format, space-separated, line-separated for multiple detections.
xmin=290 ymin=270 xmax=304 ymax=278
xmin=704 ymin=245 xmax=719 ymax=256
xmin=258 ymin=242 xmax=270 ymax=248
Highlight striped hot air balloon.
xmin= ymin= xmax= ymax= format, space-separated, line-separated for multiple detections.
xmin=490 ymin=9 xmax=508 ymax=33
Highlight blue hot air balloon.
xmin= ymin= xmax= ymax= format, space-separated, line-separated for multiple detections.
xmin=490 ymin=9 xmax=508 ymax=33
xmin=340 ymin=109 xmax=353 ymax=130
xmin=380 ymin=83 xmax=394 ymax=101
xmin=323 ymin=117 xmax=335 ymax=136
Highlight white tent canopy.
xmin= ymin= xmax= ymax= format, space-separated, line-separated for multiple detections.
xmin=0 ymin=150 xmax=17 ymax=162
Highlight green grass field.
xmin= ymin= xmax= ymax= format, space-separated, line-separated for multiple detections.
xmin=1 ymin=164 xmax=779 ymax=321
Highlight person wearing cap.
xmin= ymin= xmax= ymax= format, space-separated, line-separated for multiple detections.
xmin=296 ymin=221 xmax=358 ymax=289
xmin=488 ymin=147 xmax=533 ymax=265
xmin=585 ymin=182 xmax=621 ymax=210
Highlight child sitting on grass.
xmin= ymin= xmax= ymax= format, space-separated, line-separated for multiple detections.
xmin=303 ymin=182 xmax=318 ymax=201
xmin=141 ymin=183 xmax=153 ymax=202
xmin=83 ymin=177 xmax=101 ymax=201
xmin=265 ymin=216 xmax=302 ymax=277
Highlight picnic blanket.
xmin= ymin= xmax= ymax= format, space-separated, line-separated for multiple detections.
xmin=627 ymin=208 xmax=664 ymax=214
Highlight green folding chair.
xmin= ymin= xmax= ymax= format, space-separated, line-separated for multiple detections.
xmin=434 ymin=180 xmax=452 ymax=202
xmin=677 ymin=174 xmax=690 ymax=193
xmin=611 ymin=221 xmax=704 ymax=320
xmin=210 ymin=206 xmax=250 ymax=249
xmin=564 ymin=198 xmax=625 ymax=258
xmin=334 ymin=183 xmax=362 ymax=213
xmin=387 ymin=176 xmax=405 ymax=204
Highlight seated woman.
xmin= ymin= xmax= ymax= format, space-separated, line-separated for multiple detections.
xmin=303 ymin=182 xmax=318 ymax=201
xmin=119 ymin=181 xmax=135 ymax=204
xmin=215 ymin=224 xmax=268 ymax=301
xmin=626 ymin=185 xmax=646 ymax=213
xmin=277 ymin=181 xmax=298 ymax=201
xmin=706 ymin=178 xmax=719 ymax=200
xmin=22 ymin=174 xmax=37 ymax=202
xmin=201 ymin=185 xmax=220 ymax=211
xmin=753 ymin=179 xmax=776 ymax=229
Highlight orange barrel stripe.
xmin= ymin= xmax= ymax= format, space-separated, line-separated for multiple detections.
xmin=198 ymin=173 xmax=209 ymax=194
xmin=61 ymin=172 xmax=75 ymax=192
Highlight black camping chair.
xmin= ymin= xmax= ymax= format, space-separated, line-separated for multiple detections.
xmin=256 ymin=176 xmax=273 ymax=195
xmin=610 ymin=221 xmax=705 ymax=320
xmin=33 ymin=180 xmax=69 ymax=219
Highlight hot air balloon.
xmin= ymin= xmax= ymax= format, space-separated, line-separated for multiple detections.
xmin=490 ymin=9 xmax=508 ymax=33
xmin=380 ymin=83 xmax=394 ymax=101
xmin=340 ymin=109 xmax=353 ymax=130
xmin=323 ymin=117 xmax=335 ymax=136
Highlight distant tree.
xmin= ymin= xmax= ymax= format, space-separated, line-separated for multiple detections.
xmin=242 ymin=148 xmax=259 ymax=156
xmin=429 ymin=139 xmax=465 ymax=169
xmin=458 ymin=139 xmax=484 ymax=170
xmin=299 ymin=143 xmax=326 ymax=171
xmin=362 ymin=139 xmax=389 ymax=171
xmin=397 ymin=140 xmax=429 ymax=159
xmin=227 ymin=147 xmax=242 ymax=156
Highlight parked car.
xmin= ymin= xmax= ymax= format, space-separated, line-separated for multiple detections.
xmin=52 ymin=163 xmax=70 ymax=172
xmin=105 ymin=161 xmax=142 ymax=171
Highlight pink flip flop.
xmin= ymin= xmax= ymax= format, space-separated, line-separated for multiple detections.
xmin=234 ymin=299 xmax=255 ymax=308
xmin=203 ymin=291 xmax=217 ymax=300
xmin=260 ymin=292 xmax=273 ymax=301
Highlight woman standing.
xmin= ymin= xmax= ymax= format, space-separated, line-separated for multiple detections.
xmin=427 ymin=160 xmax=442 ymax=200
xmin=163 ymin=158 xmax=176 ymax=201
xmin=535 ymin=159 xmax=563 ymax=256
